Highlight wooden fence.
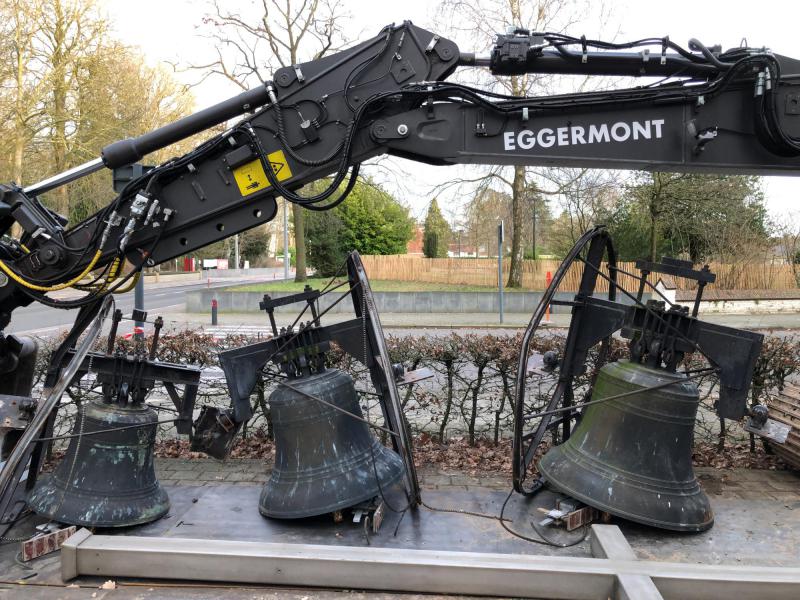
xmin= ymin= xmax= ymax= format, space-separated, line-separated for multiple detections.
xmin=360 ymin=255 xmax=799 ymax=292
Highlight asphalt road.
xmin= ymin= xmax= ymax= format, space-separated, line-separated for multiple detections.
xmin=7 ymin=277 xmax=265 ymax=337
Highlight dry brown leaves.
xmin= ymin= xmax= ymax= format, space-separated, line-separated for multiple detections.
xmin=692 ymin=441 xmax=786 ymax=470
xmin=412 ymin=433 xmax=513 ymax=476
xmin=152 ymin=433 xmax=789 ymax=476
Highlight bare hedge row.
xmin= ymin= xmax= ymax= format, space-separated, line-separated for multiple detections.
xmin=39 ymin=329 xmax=800 ymax=453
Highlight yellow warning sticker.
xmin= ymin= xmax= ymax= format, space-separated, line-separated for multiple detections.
xmin=233 ymin=150 xmax=293 ymax=197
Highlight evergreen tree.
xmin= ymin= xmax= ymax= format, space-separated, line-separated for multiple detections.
xmin=305 ymin=178 xmax=415 ymax=276
xmin=423 ymin=198 xmax=451 ymax=258
xmin=305 ymin=209 xmax=346 ymax=277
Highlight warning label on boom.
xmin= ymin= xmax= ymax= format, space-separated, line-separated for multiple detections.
xmin=233 ymin=150 xmax=293 ymax=197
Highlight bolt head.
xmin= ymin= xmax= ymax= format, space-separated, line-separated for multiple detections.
xmin=397 ymin=124 xmax=409 ymax=136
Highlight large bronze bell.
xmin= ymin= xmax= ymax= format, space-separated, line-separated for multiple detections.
xmin=28 ymin=398 xmax=168 ymax=528
xmin=260 ymin=368 xmax=404 ymax=519
xmin=538 ymin=360 xmax=713 ymax=532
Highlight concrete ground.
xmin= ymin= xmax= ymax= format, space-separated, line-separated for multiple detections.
xmin=154 ymin=459 xmax=800 ymax=504
xmin=1 ymin=460 xmax=798 ymax=599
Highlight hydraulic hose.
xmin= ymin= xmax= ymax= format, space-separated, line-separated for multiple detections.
xmin=0 ymin=250 xmax=103 ymax=292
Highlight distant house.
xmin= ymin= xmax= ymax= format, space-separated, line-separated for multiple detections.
xmin=654 ymin=275 xmax=677 ymax=305
xmin=447 ymin=242 xmax=478 ymax=258
xmin=407 ymin=225 xmax=424 ymax=256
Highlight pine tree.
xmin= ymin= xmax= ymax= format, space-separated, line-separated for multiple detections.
xmin=423 ymin=199 xmax=451 ymax=258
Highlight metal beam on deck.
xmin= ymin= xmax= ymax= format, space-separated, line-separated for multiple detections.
xmin=61 ymin=526 xmax=800 ymax=600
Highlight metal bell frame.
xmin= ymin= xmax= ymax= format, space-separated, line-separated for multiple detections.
xmin=217 ymin=251 xmax=423 ymax=511
xmin=512 ymin=226 xmax=620 ymax=495
xmin=512 ymin=226 xmax=764 ymax=531
xmin=25 ymin=305 xmax=201 ymax=528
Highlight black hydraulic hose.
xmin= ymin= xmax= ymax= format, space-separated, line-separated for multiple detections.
xmin=688 ymin=38 xmax=730 ymax=70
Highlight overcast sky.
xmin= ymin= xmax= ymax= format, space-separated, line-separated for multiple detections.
xmin=101 ymin=0 xmax=800 ymax=224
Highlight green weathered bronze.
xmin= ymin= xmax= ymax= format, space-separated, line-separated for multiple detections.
xmin=539 ymin=360 xmax=713 ymax=532
xmin=260 ymin=368 xmax=404 ymax=519
xmin=28 ymin=398 xmax=169 ymax=528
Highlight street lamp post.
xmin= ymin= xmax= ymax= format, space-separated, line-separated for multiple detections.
xmin=497 ymin=220 xmax=504 ymax=324
xmin=283 ymin=198 xmax=289 ymax=280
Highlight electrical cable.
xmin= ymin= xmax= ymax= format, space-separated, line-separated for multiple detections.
xmin=33 ymin=417 xmax=180 ymax=443
xmin=521 ymin=368 xmax=716 ymax=423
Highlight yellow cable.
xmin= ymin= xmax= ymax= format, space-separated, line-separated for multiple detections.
xmin=19 ymin=244 xmax=30 ymax=254
xmin=109 ymin=271 xmax=140 ymax=294
xmin=0 ymin=250 xmax=102 ymax=292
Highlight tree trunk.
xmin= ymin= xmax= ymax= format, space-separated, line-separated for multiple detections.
xmin=293 ymin=204 xmax=307 ymax=282
xmin=438 ymin=361 xmax=455 ymax=442
xmin=11 ymin=9 xmax=28 ymax=239
xmin=11 ymin=111 xmax=25 ymax=240
xmin=507 ymin=165 xmax=526 ymax=288
xmin=531 ymin=196 xmax=537 ymax=260
xmin=649 ymin=214 xmax=658 ymax=262
xmin=51 ymin=1 xmax=70 ymax=218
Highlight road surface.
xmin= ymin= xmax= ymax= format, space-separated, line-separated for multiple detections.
xmin=7 ymin=275 xmax=272 ymax=337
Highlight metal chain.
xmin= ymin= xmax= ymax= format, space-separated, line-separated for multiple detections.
xmin=47 ymin=403 xmax=87 ymax=527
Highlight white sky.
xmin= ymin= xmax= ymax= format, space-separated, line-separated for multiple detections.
xmin=100 ymin=0 xmax=800 ymax=224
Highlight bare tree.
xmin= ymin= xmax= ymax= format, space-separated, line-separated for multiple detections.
xmin=35 ymin=0 xmax=108 ymax=216
xmin=195 ymin=0 xmax=348 ymax=282
xmin=436 ymin=0 xmax=607 ymax=287
xmin=774 ymin=213 xmax=800 ymax=285
xmin=0 ymin=0 xmax=194 ymax=222
xmin=2 ymin=1 xmax=45 ymax=188
xmin=542 ymin=168 xmax=622 ymax=254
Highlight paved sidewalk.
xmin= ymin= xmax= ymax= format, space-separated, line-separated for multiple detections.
xmin=156 ymin=457 xmax=800 ymax=501
xmin=165 ymin=309 xmax=800 ymax=333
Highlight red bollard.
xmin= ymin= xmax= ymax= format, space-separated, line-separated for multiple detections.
xmin=545 ymin=271 xmax=552 ymax=322
xmin=211 ymin=298 xmax=218 ymax=326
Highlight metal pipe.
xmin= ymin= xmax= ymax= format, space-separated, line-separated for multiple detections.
xmin=497 ymin=221 xmax=504 ymax=324
xmin=458 ymin=53 xmax=491 ymax=67
xmin=23 ymin=158 xmax=105 ymax=197
xmin=464 ymin=46 xmax=720 ymax=78
xmin=134 ymin=276 xmax=145 ymax=340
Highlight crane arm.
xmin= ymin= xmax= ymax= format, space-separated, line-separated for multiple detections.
xmin=1 ymin=22 xmax=799 ymax=329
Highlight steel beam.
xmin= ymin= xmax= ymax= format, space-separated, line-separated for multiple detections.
xmin=590 ymin=525 xmax=663 ymax=600
xmin=61 ymin=526 xmax=800 ymax=600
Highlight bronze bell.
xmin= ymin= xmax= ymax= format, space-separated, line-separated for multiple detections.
xmin=27 ymin=398 xmax=169 ymax=528
xmin=538 ymin=360 xmax=713 ymax=532
xmin=260 ymin=368 xmax=404 ymax=519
